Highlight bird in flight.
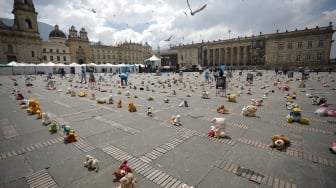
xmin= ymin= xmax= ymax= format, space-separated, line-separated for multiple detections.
xmin=91 ymin=9 xmax=96 ymax=13
xmin=186 ymin=0 xmax=207 ymax=16
xmin=164 ymin=35 xmax=173 ymax=41
xmin=183 ymin=11 xmax=188 ymax=16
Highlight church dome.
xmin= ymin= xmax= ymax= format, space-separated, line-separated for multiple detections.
xmin=49 ymin=25 xmax=66 ymax=38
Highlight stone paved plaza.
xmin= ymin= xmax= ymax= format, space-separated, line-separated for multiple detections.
xmin=0 ymin=70 xmax=335 ymax=188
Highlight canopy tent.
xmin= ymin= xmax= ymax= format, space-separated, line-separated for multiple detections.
xmin=144 ymin=55 xmax=161 ymax=72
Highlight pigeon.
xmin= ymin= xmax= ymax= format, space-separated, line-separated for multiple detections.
xmin=187 ymin=0 xmax=207 ymax=16
xmin=164 ymin=35 xmax=173 ymax=41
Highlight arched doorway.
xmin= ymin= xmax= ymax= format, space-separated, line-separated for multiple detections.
xmin=78 ymin=59 xmax=85 ymax=64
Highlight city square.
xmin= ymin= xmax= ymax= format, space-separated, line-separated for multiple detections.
xmin=0 ymin=69 xmax=335 ymax=188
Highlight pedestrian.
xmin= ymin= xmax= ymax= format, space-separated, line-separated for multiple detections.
xmin=80 ymin=66 xmax=87 ymax=84
xmin=329 ymin=67 xmax=332 ymax=74
xmin=88 ymin=72 xmax=96 ymax=89
xmin=119 ymin=73 xmax=128 ymax=86
xmin=275 ymin=67 xmax=279 ymax=76
xmin=204 ymin=68 xmax=210 ymax=84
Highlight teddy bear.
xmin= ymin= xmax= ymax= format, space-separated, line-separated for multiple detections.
xmin=128 ymin=102 xmax=137 ymax=112
xmin=241 ymin=105 xmax=258 ymax=117
xmin=114 ymin=160 xmax=133 ymax=182
xmin=201 ymin=90 xmax=210 ymax=99
xmin=171 ymin=115 xmax=181 ymax=126
xmin=251 ymin=99 xmax=263 ymax=106
xmin=312 ymin=96 xmax=327 ymax=105
xmin=78 ymin=92 xmax=87 ymax=97
xmin=147 ymin=95 xmax=154 ymax=101
xmin=117 ymin=99 xmax=122 ymax=108
xmin=49 ymin=122 xmax=59 ymax=133
xmin=217 ymin=105 xmax=229 ymax=114
xmin=314 ymin=107 xmax=328 ymax=117
xmin=107 ymin=95 xmax=113 ymax=104
xmin=164 ymin=98 xmax=169 ymax=103
xmin=84 ymin=155 xmax=99 ymax=172
xmin=286 ymin=101 xmax=299 ymax=110
xmin=208 ymin=125 xmax=216 ymax=137
xmin=146 ymin=107 xmax=154 ymax=117
xmin=210 ymin=117 xmax=227 ymax=138
xmin=61 ymin=124 xmax=72 ymax=135
xmin=65 ymin=130 xmax=77 ymax=143
xmin=117 ymin=172 xmax=136 ymax=188
xmin=179 ymin=101 xmax=188 ymax=107
xmin=26 ymin=99 xmax=41 ymax=115
xmin=227 ymin=94 xmax=237 ymax=102
xmin=42 ymin=113 xmax=52 ymax=125
xmin=269 ymin=134 xmax=291 ymax=151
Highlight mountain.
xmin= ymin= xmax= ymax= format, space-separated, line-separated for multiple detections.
xmin=0 ymin=18 xmax=56 ymax=41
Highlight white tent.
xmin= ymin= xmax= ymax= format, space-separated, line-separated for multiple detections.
xmin=144 ymin=55 xmax=161 ymax=71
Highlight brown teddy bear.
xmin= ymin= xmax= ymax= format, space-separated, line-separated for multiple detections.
xmin=269 ymin=134 xmax=291 ymax=150
xmin=217 ymin=105 xmax=229 ymax=114
xmin=128 ymin=102 xmax=137 ymax=112
xmin=116 ymin=172 xmax=136 ymax=188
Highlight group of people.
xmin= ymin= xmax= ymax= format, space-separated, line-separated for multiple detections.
xmin=80 ymin=66 xmax=96 ymax=89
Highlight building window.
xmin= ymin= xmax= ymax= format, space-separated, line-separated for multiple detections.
xmin=63 ymin=56 xmax=66 ymax=61
xmin=307 ymin=54 xmax=312 ymax=61
xmin=31 ymin=51 xmax=34 ymax=57
xmin=43 ymin=48 xmax=46 ymax=52
xmin=287 ymin=42 xmax=292 ymax=49
xmin=50 ymin=49 xmax=53 ymax=53
xmin=297 ymin=42 xmax=302 ymax=49
xmin=56 ymin=49 xmax=59 ymax=53
xmin=318 ymin=40 xmax=324 ymax=48
xmin=57 ymin=56 xmax=60 ymax=61
xmin=317 ymin=53 xmax=322 ymax=61
xmin=307 ymin=41 xmax=312 ymax=48
xmin=103 ymin=55 xmax=105 ymax=59
xmin=97 ymin=54 xmax=100 ymax=59
xmin=278 ymin=55 xmax=282 ymax=61
xmin=25 ymin=19 xmax=32 ymax=29
xmin=43 ymin=55 xmax=47 ymax=60
xmin=108 ymin=55 xmax=110 ymax=59
xmin=50 ymin=56 xmax=53 ymax=61
xmin=278 ymin=43 xmax=284 ymax=50
xmin=296 ymin=54 xmax=301 ymax=62
xmin=287 ymin=55 xmax=291 ymax=62
xmin=63 ymin=50 xmax=66 ymax=53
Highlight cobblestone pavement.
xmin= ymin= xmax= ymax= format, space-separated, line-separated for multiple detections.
xmin=0 ymin=70 xmax=335 ymax=188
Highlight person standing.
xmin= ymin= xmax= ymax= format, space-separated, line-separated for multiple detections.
xmin=204 ymin=68 xmax=210 ymax=84
xmin=80 ymin=66 xmax=87 ymax=84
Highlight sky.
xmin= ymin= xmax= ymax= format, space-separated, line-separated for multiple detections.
xmin=1 ymin=0 xmax=336 ymax=58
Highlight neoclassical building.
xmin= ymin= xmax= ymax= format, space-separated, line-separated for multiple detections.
xmin=168 ymin=23 xmax=334 ymax=70
xmin=0 ymin=0 xmax=152 ymax=65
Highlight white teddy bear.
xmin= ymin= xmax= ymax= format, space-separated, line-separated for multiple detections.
xmin=84 ymin=155 xmax=99 ymax=172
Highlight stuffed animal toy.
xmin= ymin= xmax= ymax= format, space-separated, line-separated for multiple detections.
xmin=147 ymin=96 xmax=154 ymax=101
xmin=84 ymin=155 xmax=99 ymax=172
xmin=286 ymin=102 xmax=299 ymax=110
xmin=49 ymin=122 xmax=59 ymax=133
xmin=179 ymin=184 xmax=194 ymax=188
xmin=210 ymin=117 xmax=227 ymax=138
xmin=125 ymin=91 xmax=131 ymax=98
xmin=327 ymin=109 xmax=336 ymax=117
xmin=227 ymin=94 xmax=237 ymax=102
xmin=241 ymin=105 xmax=258 ymax=117
xmin=61 ymin=124 xmax=72 ymax=135
xmin=146 ymin=107 xmax=154 ymax=117
xmin=42 ymin=113 xmax=52 ymax=125
xmin=107 ymin=95 xmax=113 ymax=104
xmin=172 ymin=90 xmax=177 ymax=95
xmin=251 ymin=99 xmax=263 ymax=106
xmin=65 ymin=130 xmax=77 ymax=143
xmin=201 ymin=90 xmax=210 ymax=99
xmin=246 ymin=88 xmax=252 ymax=95
xmin=97 ymin=98 xmax=106 ymax=104
xmin=128 ymin=102 xmax=137 ymax=112
xmin=114 ymin=160 xmax=132 ymax=182
xmin=208 ymin=125 xmax=216 ymax=137
xmin=117 ymin=99 xmax=122 ymax=108
xmin=78 ymin=92 xmax=87 ymax=97
xmin=71 ymin=90 xmax=76 ymax=97
xmin=179 ymin=101 xmax=188 ymax=107
xmin=269 ymin=134 xmax=291 ymax=151
xmin=91 ymin=93 xmax=95 ymax=100
xmin=314 ymin=107 xmax=328 ymax=117
xmin=312 ymin=96 xmax=327 ymax=105
xmin=66 ymin=87 xmax=72 ymax=94
xmin=16 ymin=93 xmax=24 ymax=100
xmin=329 ymin=141 xmax=336 ymax=154
xmin=26 ymin=99 xmax=41 ymax=115
xmin=117 ymin=89 xmax=122 ymax=94
xmin=171 ymin=115 xmax=181 ymax=126
xmin=286 ymin=107 xmax=309 ymax=124
xmin=117 ymin=172 xmax=136 ymax=188
xmin=164 ymin=98 xmax=169 ymax=103
xmin=36 ymin=110 xmax=42 ymax=119
xmin=217 ymin=105 xmax=229 ymax=114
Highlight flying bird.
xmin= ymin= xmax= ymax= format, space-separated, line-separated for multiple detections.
xmin=183 ymin=11 xmax=188 ymax=16
xmin=164 ymin=35 xmax=173 ymax=41
xmin=91 ymin=9 xmax=96 ymax=13
xmin=186 ymin=0 xmax=207 ymax=16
